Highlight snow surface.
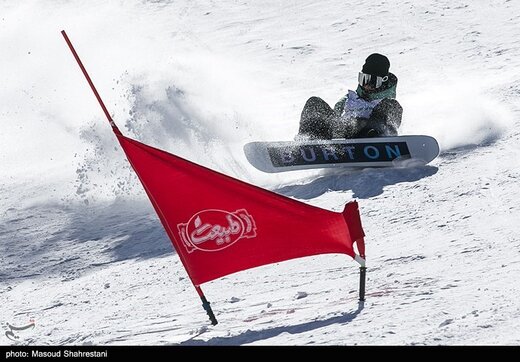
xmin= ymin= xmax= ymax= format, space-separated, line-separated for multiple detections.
xmin=1 ymin=0 xmax=520 ymax=345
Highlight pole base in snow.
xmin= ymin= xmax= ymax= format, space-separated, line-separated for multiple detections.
xmin=359 ymin=266 xmax=366 ymax=301
xmin=201 ymin=296 xmax=218 ymax=325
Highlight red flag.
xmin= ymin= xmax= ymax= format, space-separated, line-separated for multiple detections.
xmin=117 ymin=134 xmax=365 ymax=285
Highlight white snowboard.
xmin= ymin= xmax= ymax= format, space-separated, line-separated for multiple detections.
xmin=244 ymin=135 xmax=440 ymax=173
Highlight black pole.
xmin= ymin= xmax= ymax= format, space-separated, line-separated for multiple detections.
xmin=359 ymin=266 xmax=366 ymax=301
xmin=200 ymin=295 xmax=218 ymax=325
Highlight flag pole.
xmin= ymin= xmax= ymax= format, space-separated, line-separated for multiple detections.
xmin=195 ymin=286 xmax=218 ymax=325
xmin=359 ymin=266 xmax=366 ymax=301
xmin=61 ymin=30 xmax=122 ymax=136
xmin=342 ymin=203 xmax=367 ymax=301
xmin=61 ymin=30 xmax=218 ymax=326
xmin=354 ymin=250 xmax=366 ymax=301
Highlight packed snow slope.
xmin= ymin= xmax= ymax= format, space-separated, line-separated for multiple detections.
xmin=1 ymin=0 xmax=519 ymax=345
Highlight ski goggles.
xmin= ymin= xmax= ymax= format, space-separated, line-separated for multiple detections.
xmin=358 ymin=72 xmax=389 ymax=88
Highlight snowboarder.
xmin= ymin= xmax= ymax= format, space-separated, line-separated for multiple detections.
xmin=296 ymin=53 xmax=403 ymax=140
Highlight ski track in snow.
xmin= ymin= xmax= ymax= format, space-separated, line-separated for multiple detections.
xmin=1 ymin=0 xmax=520 ymax=345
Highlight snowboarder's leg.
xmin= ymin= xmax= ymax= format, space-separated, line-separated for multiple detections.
xmin=353 ymin=98 xmax=403 ymax=138
xmin=354 ymin=122 xmax=385 ymax=138
xmin=370 ymin=98 xmax=402 ymax=136
xmin=297 ymin=97 xmax=335 ymax=140
xmin=333 ymin=117 xmax=360 ymax=139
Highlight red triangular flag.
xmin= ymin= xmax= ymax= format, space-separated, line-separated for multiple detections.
xmin=117 ymin=134 xmax=365 ymax=285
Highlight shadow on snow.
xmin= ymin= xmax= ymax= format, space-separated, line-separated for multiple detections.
xmin=180 ymin=301 xmax=365 ymax=346
xmin=275 ymin=166 xmax=438 ymax=199
xmin=0 ymin=198 xmax=173 ymax=282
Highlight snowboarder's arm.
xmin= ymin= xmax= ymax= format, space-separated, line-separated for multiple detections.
xmin=333 ymin=96 xmax=347 ymax=115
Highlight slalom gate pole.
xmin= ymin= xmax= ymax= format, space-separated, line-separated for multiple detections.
xmin=196 ymin=286 xmax=218 ymax=325
xmin=62 ymin=30 xmax=218 ymax=326
xmin=354 ymin=255 xmax=366 ymax=301
xmin=61 ymin=30 xmax=121 ymax=136
xmin=359 ymin=266 xmax=366 ymax=301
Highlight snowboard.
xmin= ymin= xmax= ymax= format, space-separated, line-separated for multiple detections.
xmin=243 ymin=135 xmax=439 ymax=173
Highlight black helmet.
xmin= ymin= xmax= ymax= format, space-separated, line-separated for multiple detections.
xmin=358 ymin=53 xmax=390 ymax=89
xmin=362 ymin=53 xmax=390 ymax=76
